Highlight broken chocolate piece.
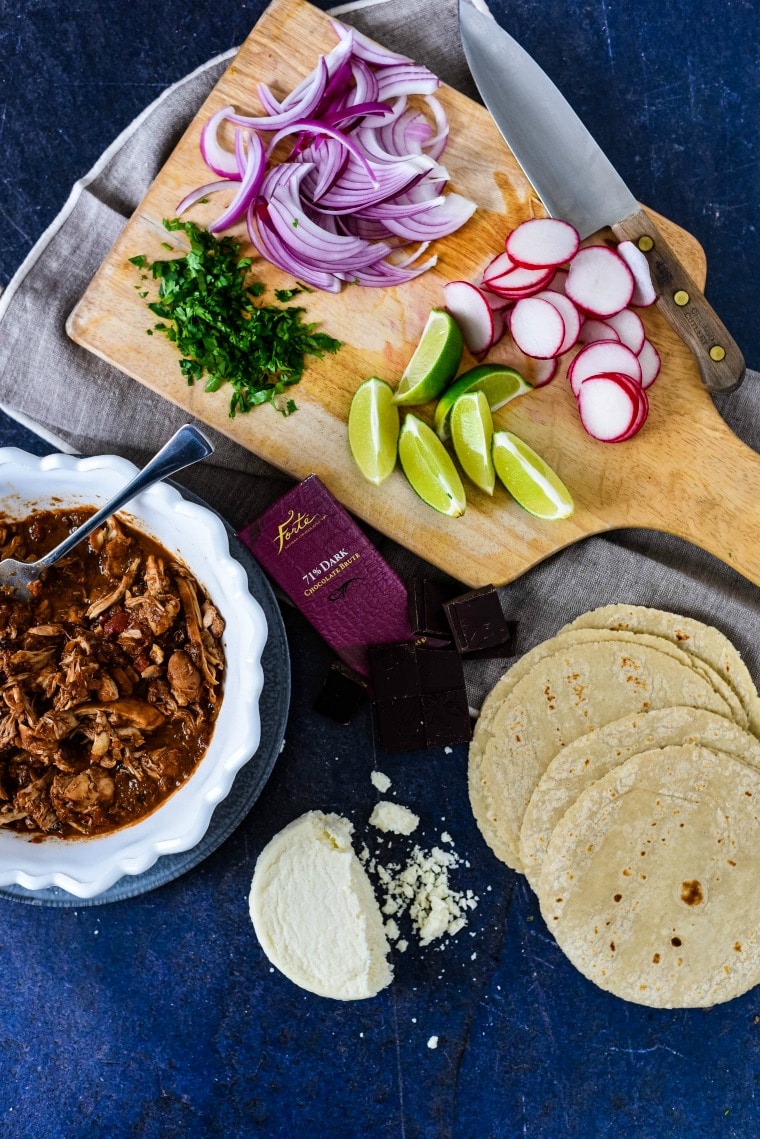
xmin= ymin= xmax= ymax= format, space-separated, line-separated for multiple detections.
xmin=314 ymin=661 xmax=368 ymax=725
xmin=374 ymin=695 xmax=426 ymax=753
xmin=416 ymin=646 xmax=466 ymax=694
xmin=368 ymin=642 xmax=419 ymax=700
xmin=408 ymin=577 xmax=459 ymax=639
xmin=444 ymin=585 xmax=517 ymax=656
xmin=422 ymin=690 xmax=472 ymax=747
xmin=369 ymin=640 xmax=471 ymax=752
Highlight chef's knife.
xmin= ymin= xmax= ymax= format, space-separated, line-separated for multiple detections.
xmin=459 ymin=0 xmax=745 ymax=394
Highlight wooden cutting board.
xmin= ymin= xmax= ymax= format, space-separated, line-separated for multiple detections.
xmin=67 ymin=0 xmax=760 ymax=590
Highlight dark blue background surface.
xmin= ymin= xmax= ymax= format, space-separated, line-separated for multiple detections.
xmin=0 ymin=2 xmax=759 ymax=1136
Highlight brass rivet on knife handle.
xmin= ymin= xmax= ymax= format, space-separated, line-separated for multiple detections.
xmin=612 ymin=207 xmax=745 ymax=395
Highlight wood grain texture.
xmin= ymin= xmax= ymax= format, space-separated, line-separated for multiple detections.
xmin=66 ymin=0 xmax=760 ymax=589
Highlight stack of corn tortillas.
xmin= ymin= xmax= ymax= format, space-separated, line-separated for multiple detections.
xmin=469 ymin=604 xmax=760 ymax=1008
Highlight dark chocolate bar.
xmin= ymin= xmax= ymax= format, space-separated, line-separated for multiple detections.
xmin=444 ymin=585 xmax=517 ymax=656
xmin=408 ymin=577 xmax=460 ymax=639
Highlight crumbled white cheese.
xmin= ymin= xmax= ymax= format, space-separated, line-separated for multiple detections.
xmin=427 ymin=1036 xmax=439 ymax=1050
xmin=385 ymin=918 xmax=400 ymax=941
xmin=369 ymin=800 xmax=419 ymax=835
xmin=373 ymin=843 xmax=478 ymax=947
xmin=440 ymin=832 xmax=453 ymax=844
xmin=397 ymin=940 xmax=408 ymax=953
xmin=370 ymin=770 xmax=392 ymax=793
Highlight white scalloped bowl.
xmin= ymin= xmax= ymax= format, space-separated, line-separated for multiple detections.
xmin=0 ymin=448 xmax=267 ymax=897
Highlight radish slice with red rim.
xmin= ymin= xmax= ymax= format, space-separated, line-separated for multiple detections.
xmin=603 ymin=308 xmax=645 ymax=354
xmin=483 ymin=308 xmax=508 ymax=356
xmin=509 ymin=296 xmax=566 ymax=359
xmin=482 ymin=251 xmax=514 ymax=281
xmin=444 ymin=281 xmax=495 ymax=356
xmin=547 ymin=268 xmax=568 ymax=296
xmin=577 ymin=373 xmax=641 ymax=442
xmin=638 ymin=338 xmax=662 ymax=388
xmin=617 ymin=241 xmax=657 ymax=307
xmin=568 ymin=340 xmax=643 ymax=396
xmin=578 ymin=318 xmax=620 ymax=344
xmin=533 ymin=290 xmax=581 ymax=354
xmin=505 ymin=217 xmax=580 ymax=269
xmin=481 ymin=287 xmax=513 ymax=312
xmin=483 ymin=262 xmax=554 ymax=297
xmin=565 ymin=245 xmax=635 ymax=317
xmin=587 ymin=371 xmax=649 ymax=440
xmin=529 ymin=357 xmax=559 ymax=387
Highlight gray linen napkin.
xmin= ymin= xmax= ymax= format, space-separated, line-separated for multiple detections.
xmin=0 ymin=0 xmax=757 ymax=711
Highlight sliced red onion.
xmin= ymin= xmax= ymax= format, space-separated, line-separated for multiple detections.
xmin=328 ymin=19 xmax=412 ymax=67
xmin=177 ymin=180 xmax=237 ymax=216
xmin=208 ymin=131 xmax=267 ymax=233
xmin=382 ymin=193 xmax=477 ymax=240
xmin=247 ymin=202 xmax=342 ymax=292
xmin=266 ymin=119 xmax=378 ymax=188
xmin=376 ymin=64 xmax=440 ymax=100
xmin=422 ymin=96 xmax=448 ymax=160
xmin=200 ymin=106 xmax=241 ymax=179
xmin=187 ymin=25 xmax=476 ymax=291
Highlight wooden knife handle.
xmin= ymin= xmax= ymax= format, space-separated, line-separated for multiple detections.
xmin=612 ymin=208 xmax=745 ymax=395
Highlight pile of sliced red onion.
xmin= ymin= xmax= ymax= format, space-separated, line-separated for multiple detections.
xmin=177 ymin=21 xmax=476 ymax=291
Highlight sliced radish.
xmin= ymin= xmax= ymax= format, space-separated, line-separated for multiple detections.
xmin=583 ymin=371 xmax=649 ymax=441
xmin=530 ymin=357 xmax=559 ymax=387
xmin=481 ymin=287 xmax=513 ymax=312
xmin=548 ymin=268 xmax=568 ymax=295
xmin=444 ymin=281 xmax=495 ymax=356
xmin=603 ymin=308 xmax=645 ymax=354
xmin=482 ymin=251 xmax=514 ymax=281
xmin=617 ymin=240 xmax=657 ymax=307
xmin=638 ymin=338 xmax=662 ymax=389
xmin=490 ymin=308 xmax=507 ymax=344
xmin=534 ymin=290 xmax=581 ymax=354
xmin=509 ymin=296 xmax=566 ymax=359
xmin=577 ymin=373 xmax=640 ymax=442
xmin=484 ymin=262 xmax=555 ymax=297
xmin=565 ymin=245 xmax=635 ymax=317
xmin=568 ymin=340 xmax=643 ymax=396
xmin=578 ymin=318 xmax=620 ymax=344
xmin=505 ymin=218 xmax=580 ymax=269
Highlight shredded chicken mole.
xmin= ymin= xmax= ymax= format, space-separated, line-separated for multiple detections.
xmin=0 ymin=508 xmax=225 ymax=838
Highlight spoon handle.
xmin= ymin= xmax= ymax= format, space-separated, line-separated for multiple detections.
xmin=38 ymin=425 xmax=214 ymax=570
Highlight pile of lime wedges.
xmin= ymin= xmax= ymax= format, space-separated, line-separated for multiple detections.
xmin=347 ymin=308 xmax=574 ymax=520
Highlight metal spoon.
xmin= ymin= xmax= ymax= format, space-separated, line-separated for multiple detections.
xmin=0 ymin=424 xmax=214 ymax=601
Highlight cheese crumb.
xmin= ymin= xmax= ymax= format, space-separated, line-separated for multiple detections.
xmin=370 ymin=770 xmax=392 ymax=793
xmin=427 ymin=1036 xmax=439 ymax=1050
xmin=369 ymin=800 xmax=419 ymax=835
xmin=374 ymin=844 xmax=478 ymax=947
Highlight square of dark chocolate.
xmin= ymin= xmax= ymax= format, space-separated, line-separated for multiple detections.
xmin=444 ymin=585 xmax=515 ymax=654
xmin=314 ymin=661 xmax=368 ymax=725
xmin=408 ymin=577 xmax=459 ymax=639
xmin=368 ymin=641 xmax=420 ymax=700
xmin=416 ymin=646 xmax=466 ymax=694
xmin=422 ymin=689 xmax=472 ymax=747
xmin=374 ymin=695 xmax=426 ymax=753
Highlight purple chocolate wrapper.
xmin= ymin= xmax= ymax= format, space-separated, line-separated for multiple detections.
xmin=237 ymin=476 xmax=413 ymax=676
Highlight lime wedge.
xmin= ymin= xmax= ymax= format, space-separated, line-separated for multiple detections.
xmin=393 ymin=309 xmax=464 ymax=406
xmin=348 ymin=377 xmax=400 ymax=485
xmin=450 ymin=391 xmax=495 ymax=495
xmin=434 ymin=363 xmax=532 ymax=441
xmin=398 ymin=414 xmax=466 ymax=517
xmin=492 ymin=430 xmax=574 ymax=520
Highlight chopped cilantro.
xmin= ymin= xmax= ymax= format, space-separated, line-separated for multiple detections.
xmin=132 ymin=219 xmax=341 ymax=417
xmin=128 ymin=254 xmax=147 ymax=269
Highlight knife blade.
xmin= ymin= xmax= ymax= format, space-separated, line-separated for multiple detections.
xmin=459 ymin=0 xmax=745 ymax=394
